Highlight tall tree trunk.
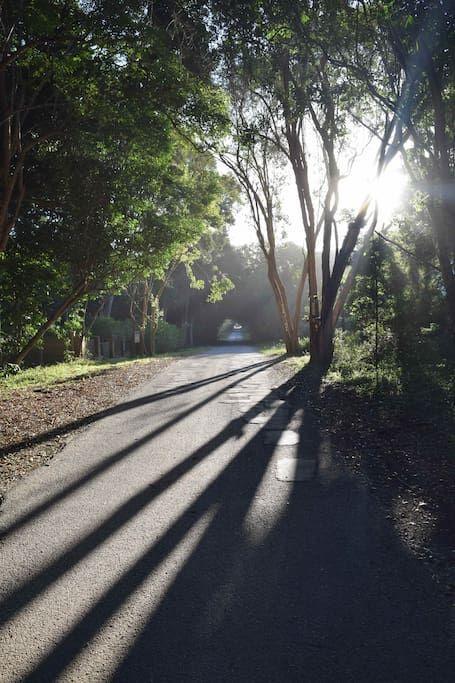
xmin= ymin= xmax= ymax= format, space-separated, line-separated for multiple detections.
xmin=293 ymin=257 xmax=308 ymax=339
xmin=266 ymin=259 xmax=299 ymax=354
xmin=14 ymin=282 xmax=87 ymax=364
xmin=285 ymin=123 xmax=320 ymax=361
xmin=425 ymin=56 xmax=455 ymax=332
xmin=428 ymin=202 xmax=455 ymax=331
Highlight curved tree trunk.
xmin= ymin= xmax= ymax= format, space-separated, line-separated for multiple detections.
xmin=14 ymin=282 xmax=87 ymax=365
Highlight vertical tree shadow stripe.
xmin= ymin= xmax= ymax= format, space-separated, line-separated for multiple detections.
xmin=21 ymin=395 xmax=296 ymax=682
xmin=1 ymin=357 xmax=282 ymax=540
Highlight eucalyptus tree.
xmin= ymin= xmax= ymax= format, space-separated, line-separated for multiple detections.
xmin=214 ymin=0 xmax=424 ymax=368
xmin=327 ymin=0 xmax=455 ymax=330
xmin=219 ymin=94 xmax=307 ymax=354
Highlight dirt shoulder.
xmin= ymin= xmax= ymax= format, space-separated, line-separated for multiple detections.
xmin=274 ymin=358 xmax=455 ymax=599
xmin=319 ymin=382 xmax=454 ymax=593
xmin=0 ymin=357 xmax=175 ymax=501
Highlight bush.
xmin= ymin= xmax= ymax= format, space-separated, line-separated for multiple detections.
xmin=154 ymin=320 xmax=184 ymax=353
xmin=299 ymin=336 xmax=310 ymax=353
xmin=90 ymin=316 xmax=132 ymax=339
xmin=0 ymin=362 xmax=21 ymax=379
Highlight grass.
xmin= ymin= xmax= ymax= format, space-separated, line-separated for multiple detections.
xmin=258 ymin=341 xmax=309 ymax=371
xmin=259 ymin=341 xmax=287 ymax=356
xmin=0 ymin=347 xmax=207 ymax=393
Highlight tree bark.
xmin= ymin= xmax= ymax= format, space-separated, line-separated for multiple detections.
xmin=425 ymin=59 xmax=455 ymax=331
xmin=284 ymin=119 xmax=320 ymax=360
xmin=14 ymin=282 xmax=87 ymax=365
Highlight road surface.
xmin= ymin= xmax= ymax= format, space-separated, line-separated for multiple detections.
xmin=0 ymin=346 xmax=453 ymax=682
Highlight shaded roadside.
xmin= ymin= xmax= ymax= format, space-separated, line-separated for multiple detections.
xmin=279 ymin=357 xmax=455 ymax=600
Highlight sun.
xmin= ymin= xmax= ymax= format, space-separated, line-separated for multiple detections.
xmin=340 ymin=159 xmax=408 ymax=224
xmin=370 ymin=167 xmax=408 ymax=221
xmin=227 ymin=154 xmax=409 ymax=247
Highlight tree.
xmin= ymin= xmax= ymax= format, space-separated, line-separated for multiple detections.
xmin=0 ymin=0 xmax=228 ymax=251
xmin=219 ymin=94 xmax=308 ymax=354
xmin=318 ymin=0 xmax=455 ymax=330
xmin=215 ymin=0 xmax=399 ymax=368
xmin=1 ymin=1 xmax=232 ymax=363
xmin=189 ymin=241 xmax=312 ymax=346
xmin=5 ymin=139 xmax=233 ymax=363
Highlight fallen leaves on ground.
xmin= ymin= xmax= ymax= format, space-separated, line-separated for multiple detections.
xmin=0 ymin=358 xmax=174 ymax=499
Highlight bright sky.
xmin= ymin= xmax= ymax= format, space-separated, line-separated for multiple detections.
xmin=227 ymin=127 xmax=408 ymax=247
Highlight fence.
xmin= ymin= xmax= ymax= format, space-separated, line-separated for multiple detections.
xmin=86 ymin=335 xmax=132 ymax=359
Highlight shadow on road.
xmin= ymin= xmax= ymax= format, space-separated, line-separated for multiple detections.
xmin=0 ymin=356 xmax=282 ymax=540
xmin=0 ymin=357 xmax=280 ymax=459
xmin=2 ymin=361 xmax=453 ymax=682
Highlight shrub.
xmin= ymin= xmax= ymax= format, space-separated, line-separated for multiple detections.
xmin=90 ymin=316 xmax=132 ymax=339
xmin=299 ymin=336 xmax=310 ymax=353
xmin=0 ymin=362 xmax=21 ymax=378
xmin=154 ymin=320 xmax=184 ymax=353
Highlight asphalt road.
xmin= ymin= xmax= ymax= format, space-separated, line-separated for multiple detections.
xmin=0 ymin=346 xmax=453 ymax=682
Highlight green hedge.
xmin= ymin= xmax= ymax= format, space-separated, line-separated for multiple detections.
xmin=90 ymin=316 xmax=183 ymax=353
xmin=153 ymin=320 xmax=184 ymax=353
xmin=90 ymin=316 xmax=132 ymax=338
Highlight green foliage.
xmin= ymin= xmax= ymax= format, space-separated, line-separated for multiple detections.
xmin=90 ymin=317 xmax=133 ymax=339
xmin=0 ymin=1 xmax=232 ymax=361
xmin=1 ymin=120 xmax=231 ymax=361
xmin=186 ymin=241 xmax=312 ymax=345
xmin=330 ymin=225 xmax=453 ymax=401
xmin=207 ymin=273 xmax=235 ymax=303
xmin=153 ymin=320 xmax=184 ymax=353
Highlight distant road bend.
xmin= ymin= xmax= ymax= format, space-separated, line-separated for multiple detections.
xmin=0 ymin=346 xmax=452 ymax=682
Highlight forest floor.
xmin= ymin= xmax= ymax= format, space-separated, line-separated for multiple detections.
xmin=271 ymin=353 xmax=455 ymax=600
xmin=320 ymin=382 xmax=454 ymax=595
xmin=0 ymin=355 xmax=185 ymax=500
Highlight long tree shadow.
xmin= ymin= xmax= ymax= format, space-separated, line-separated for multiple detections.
xmin=0 ymin=374 xmax=287 ymax=627
xmin=5 ymin=363 xmax=453 ymax=682
xmin=0 ymin=356 xmax=282 ymax=540
xmin=109 ymin=374 xmax=453 ymax=681
xmin=18 ymin=379 xmax=296 ymax=682
xmin=1 ymin=357 xmax=279 ymax=459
